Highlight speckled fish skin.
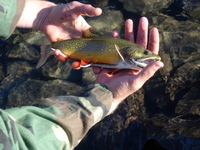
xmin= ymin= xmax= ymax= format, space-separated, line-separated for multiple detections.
xmin=51 ymin=36 xmax=161 ymax=69
xmin=52 ymin=37 xmax=129 ymax=64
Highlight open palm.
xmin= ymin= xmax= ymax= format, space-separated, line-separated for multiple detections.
xmin=94 ymin=18 xmax=163 ymax=113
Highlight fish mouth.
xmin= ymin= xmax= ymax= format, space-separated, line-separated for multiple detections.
xmin=130 ymin=57 xmax=161 ymax=68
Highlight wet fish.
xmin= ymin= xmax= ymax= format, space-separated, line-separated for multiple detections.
xmin=36 ymin=36 xmax=161 ymax=70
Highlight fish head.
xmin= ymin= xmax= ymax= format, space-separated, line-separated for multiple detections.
xmin=123 ymin=45 xmax=161 ymax=69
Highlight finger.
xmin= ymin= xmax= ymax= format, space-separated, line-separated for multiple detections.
xmin=72 ymin=62 xmax=81 ymax=70
xmin=54 ymin=49 xmax=67 ymax=62
xmin=125 ymin=19 xmax=134 ymax=43
xmin=148 ymin=28 xmax=159 ymax=54
xmin=100 ymin=68 xmax=117 ymax=75
xmin=112 ymin=30 xmax=120 ymax=38
xmin=136 ymin=17 xmax=148 ymax=48
xmin=133 ymin=61 xmax=164 ymax=90
xmin=68 ymin=1 xmax=102 ymax=17
xmin=92 ymin=67 xmax=102 ymax=74
xmin=95 ymin=68 xmax=114 ymax=84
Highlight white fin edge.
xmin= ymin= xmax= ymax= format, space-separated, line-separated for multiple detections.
xmin=80 ymin=63 xmax=92 ymax=68
xmin=115 ymin=44 xmax=125 ymax=61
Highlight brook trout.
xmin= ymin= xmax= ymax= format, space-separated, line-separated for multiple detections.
xmin=36 ymin=36 xmax=161 ymax=70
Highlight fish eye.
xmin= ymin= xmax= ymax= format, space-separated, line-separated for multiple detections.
xmin=143 ymin=50 xmax=149 ymax=55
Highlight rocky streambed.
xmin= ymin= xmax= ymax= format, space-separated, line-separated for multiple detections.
xmin=0 ymin=0 xmax=200 ymax=149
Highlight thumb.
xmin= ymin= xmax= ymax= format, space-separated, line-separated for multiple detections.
xmin=132 ymin=61 xmax=164 ymax=90
xmin=69 ymin=1 xmax=102 ymax=17
xmin=54 ymin=49 xmax=67 ymax=62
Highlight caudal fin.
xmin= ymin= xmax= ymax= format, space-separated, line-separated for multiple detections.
xmin=36 ymin=45 xmax=53 ymax=69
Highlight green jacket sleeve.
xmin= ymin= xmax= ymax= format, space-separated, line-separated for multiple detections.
xmin=0 ymin=0 xmax=25 ymax=39
xmin=0 ymin=84 xmax=112 ymax=150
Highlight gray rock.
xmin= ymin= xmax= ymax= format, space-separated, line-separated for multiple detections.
xmin=175 ymin=84 xmax=200 ymax=115
xmin=181 ymin=0 xmax=200 ymax=23
xmin=7 ymin=79 xmax=83 ymax=108
xmin=86 ymin=10 xmax=124 ymax=35
xmin=121 ymin=0 xmax=173 ymax=15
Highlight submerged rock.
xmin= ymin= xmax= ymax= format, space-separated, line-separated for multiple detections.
xmin=87 ymin=10 xmax=124 ymax=36
xmin=175 ymin=84 xmax=200 ymax=115
xmin=121 ymin=0 xmax=173 ymax=15
xmin=180 ymin=0 xmax=200 ymax=23
xmin=7 ymin=79 xmax=83 ymax=108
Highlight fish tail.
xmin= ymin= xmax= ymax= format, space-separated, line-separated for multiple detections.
xmin=36 ymin=45 xmax=53 ymax=69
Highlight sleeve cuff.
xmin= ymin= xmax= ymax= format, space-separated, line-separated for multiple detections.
xmin=78 ymin=84 xmax=113 ymax=121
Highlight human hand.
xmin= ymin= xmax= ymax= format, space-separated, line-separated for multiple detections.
xmin=94 ymin=17 xmax=164 ymax=114
xmin=17 ymin=1 xmax=102 ymax=63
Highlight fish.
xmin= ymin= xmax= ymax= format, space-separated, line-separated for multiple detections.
xmin=36 ymin=36 xmax=161 ymax=70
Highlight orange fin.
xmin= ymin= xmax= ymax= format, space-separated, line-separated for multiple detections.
xmin=80 ymin=59 xmax=91 ymax=67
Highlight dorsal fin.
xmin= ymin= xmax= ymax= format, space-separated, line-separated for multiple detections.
xmin=82 ymin=28 xmax=103 ymax=38
xmin=115 ymin=44 xmax=125 ymax=61
xmin=56 ymin=38 xmax=64 ymax=42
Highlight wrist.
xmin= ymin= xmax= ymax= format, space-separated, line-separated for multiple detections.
xmin=98 ymin=84 xmax=123 ymax=115
xmin=94 ymin=84 xmax=121 ymax=115
xmin=16 ymin=0 xmax=55 ymax=29
xmin=79 ymin=84 xmax=113 ymax=118
xmin=107 ymin=101 xmax=119 ymax=115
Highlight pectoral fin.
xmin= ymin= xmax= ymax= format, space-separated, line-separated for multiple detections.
xmin=115 ymin=44 xmax=125 ymax=61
